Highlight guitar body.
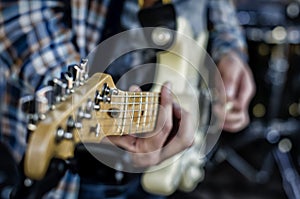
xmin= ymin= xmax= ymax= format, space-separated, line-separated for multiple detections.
xmin=141 ymin=17 xmax=208 ymax=195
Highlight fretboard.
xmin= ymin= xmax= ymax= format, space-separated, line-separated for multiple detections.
xmin=96 ymin=91 xmax=160 ymax=136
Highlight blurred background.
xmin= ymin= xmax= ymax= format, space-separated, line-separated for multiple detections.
xmin=171 ymin=0 xmax=300 ymax=198
xmin=1 ymin=1 xmax=299 ymax=199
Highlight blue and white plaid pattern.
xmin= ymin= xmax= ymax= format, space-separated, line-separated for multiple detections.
xmin=0 ymin=0 xmax=247 ymax=198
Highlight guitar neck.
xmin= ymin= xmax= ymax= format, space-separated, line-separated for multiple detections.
xmin=101 ymin=90 xmax=160 ymax=136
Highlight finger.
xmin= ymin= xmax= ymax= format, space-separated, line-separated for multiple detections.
xmin=224 ymin=110 xmax=244 ymax=123
xmin=129 ymin=85 xmax=142 ymax=92
xmin=135 ymin=82 xmax=173 ymax=152
xmin=152 ymin=81 xmax=173 ymax=137
xmin=224 ymin=78 xmax=239 ymax=101
xmin=223 ymin=120 xmax=248 ymax=132
xmin=237 ymin=68 xmax=255 ymax=109
xmin=219 ymin=61 xmax=241 ymax=101
xmin=212 ymin=103 xmax=227 ymax=129
xmin=130 ymin=150 xmax=161 ymax=168
xmin=160 ymin=108 xmax=194 ymax=161
xmin=223 ymin=111 xmax=249 ymax=132
xmin=103 ymin=135 xmax=137 ymax=152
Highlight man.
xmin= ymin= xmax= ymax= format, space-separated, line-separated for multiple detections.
xmin=0 ymin=0 xmax=255 ymax=198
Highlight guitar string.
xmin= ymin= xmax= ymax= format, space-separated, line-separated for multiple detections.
xmin=85 ymin=113 xmax=158 ymax=120
xmin=121 ymin=92 xmax=128 ymax=134
xmin=112 ymin=94 xmax=160 ymax=98
xmin=82 ymin=123 xmax=156 ymax=127
xmin=129 ymin=92 xmax=136 ymax=133
xmin=80 ymin=121 xmax=157 ymax=133
xmin=109 ymin=102 xmax=159 ymax=105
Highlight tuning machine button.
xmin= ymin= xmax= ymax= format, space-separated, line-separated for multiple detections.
xmin=35 ymin=86 xmax=55 ymax=119
xmin=61 ymin=72 xmax=74 ymax=94
xmin=56 ymin=116 xmax=82 ymax=143
xmin=77 ymin=106 xmax=91 ymax=120
xmin=68 ymin=59 xmax=88 ymax=87
xmin=21 ymin=86 xmax=55 ymax=131
xmin=48 ymin=78 xmax=67 ymax=102
xmin=56 ymin=127 xmax=73 ymax=143
xmin=80 ymin=58 xmax=89 ymax=81
xmin=67 ymin=114 xmax=82 ymax=130
xmin=20 ymin=95 xmax=39 ymax=131
xmin=94 ymin=90 xmax=103 ymax=110
xmin=84 ymin=99 xmax=93 ymax=119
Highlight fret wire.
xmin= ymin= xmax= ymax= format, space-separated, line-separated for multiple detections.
xmin=121 ymin=92 xmax=128 ymax=135
xmin=152 ymin=94 xmax=157 ymax=128
xmin=93 ymin=113 xmax=158 ymax=120
xmin=136 ymin=92 xmax=142 ymax=131
xmin=149 ymin=93 xmax=154 ymax=128
xmin=113 ymin=92 xmax=160 ymax=97
xmin=153 ymin=96 xmax=159 ymax=128
xmin=109 ymin=102 xmax=159 ymax=105
xmin=129 ymin=92 xmax=135 ymax=133
xmin=85 ymin=121 xmax=156 ymax=129
xmin=97 ymin=108 xmax=159 ymax=113
xmin=143 ymin=92 xmax=149 ymax=132
xmin=82 ymin=129 xmax=154 ymax=136
xmin=112 ymin=94 xmax=160 ymax=98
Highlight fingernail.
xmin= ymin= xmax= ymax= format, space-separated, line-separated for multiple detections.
xmin=129 ymin=85 xmax=141 ymax=92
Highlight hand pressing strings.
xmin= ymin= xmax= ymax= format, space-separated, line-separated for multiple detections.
xmin=104 ymin=82 xmax=194 ymax=168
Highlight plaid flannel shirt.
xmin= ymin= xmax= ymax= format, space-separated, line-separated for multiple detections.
xmin=0 ymin=0 xmax=246 ymax=198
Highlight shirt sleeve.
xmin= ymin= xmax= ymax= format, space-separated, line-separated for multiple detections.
xmin=208 ymin=0 xmax=248 ymax=63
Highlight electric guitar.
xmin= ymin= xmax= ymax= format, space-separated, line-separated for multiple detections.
xmin=23 ymin=18 xmax=209 ymax=195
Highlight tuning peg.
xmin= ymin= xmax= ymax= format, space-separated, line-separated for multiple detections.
xmin=55 ymin=116 xmax=82 ymax=143
xmin=20 ymin=95 xmax=39 ymax=131
xmin=20 ymin=86 xmax=54 ymax=131
xmin=66 ymin=116 xmax=76 ymax=132
xmin=56 ymin=127 xmax=73 ymax=143
xmin=35 ymin=86 xmax=55 ymax=119
xmin=20 ymin=95 xmax=37 ymax=115
xmin=61 ymin=72 xmax=74 ymax=94
xmin=68 ymin=115 xmax=82 ymax=130
xmin=68 ymin=64 xmax=82 ymax=86
xmin=48 ymin=78 xmax=67 ymax=102
xmin=68 ymin=63 xmax=87 ymax=86
xmin=102 ymin=83 xmax=110 ymax=95
xmin=76 ymin=103 xmax=92 ymax=120
xmin=94 ymin=90 xmax=102 ymax=106
xmin=80 ymin=58 xmax=89 ymax=80
xmin=83 ymin=99 xmax=93 ymax=119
